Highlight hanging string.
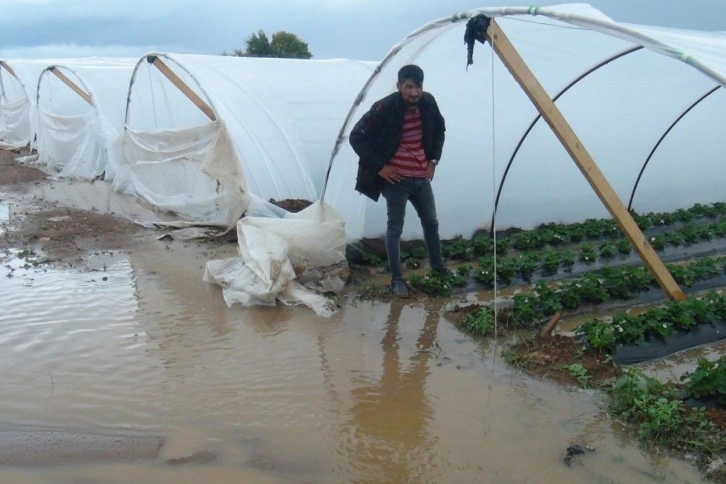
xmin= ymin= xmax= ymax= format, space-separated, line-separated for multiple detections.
xmin=490 ymin=27 xmax=499 ymax=345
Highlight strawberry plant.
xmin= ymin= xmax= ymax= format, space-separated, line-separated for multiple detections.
xmin=681 ymin=357 xmax=726 ymax=405
xmin=579 ymin=242 xmax=596 ymax=264
xmin=511 ymin=294 xmax=539 ymax=324
xmin=577 ymin=319 xmax=616 ymax=353
xmin=649 ymin=235 xmax=666 ymax=251
xmin=600 ymin=268 xmax=632 ymax=299
xmin=616 ymin=239 xmax=632 ymax=255
xmin=663 ymin=230 xmax=685 ymax=247
xmin=361 ymin=252 xmax=383 ymax=266
xmin=496 ymin=257 xmax=517 ymax=285
xmin=408 ymin=272 xmax=452 ymax=296
xmin=474 ymin=257 xmax=495 ymax=286
xmin=510 ymin=231 xmax=540 ymax=251
xmin=696 ymin=224 xmax=714 ymax=241
xmin=456 ymin=263 xmax=472 ymax=277
xmin=559 ymin=249 xmax=576 ymax=270
xmin=611 ymin=312 xmax=645 ymax=345
xmin=576 ymin=273 xmax=609 ymax=304
xmin=471 ymin=235 xmax=492 ymax=257
xmin=534 ymin=280 xmax=562 ymax=316
xmin=517 ymin=253 xmax=540 ymax=282
xmin=541 ymin=248 xmax=560 ymax=275
xmin=442 ymin=237 xmax=471 ymax=260
xmin=598 ymin=240 xmax=618 ymax=259
xmin=566 ymin=225 xmax=586 ymax=242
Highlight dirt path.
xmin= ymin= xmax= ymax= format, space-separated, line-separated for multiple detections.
xmin=0 ymin=148 xmax=151 ymax=265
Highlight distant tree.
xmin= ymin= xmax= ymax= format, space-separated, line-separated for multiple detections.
xmin=245 ymin=30 xmax=273 ymax=57
xmin=224 ymin=29 xmax=312 ymax=59
xmin=269 ymin=31 xmax=312 ymax=59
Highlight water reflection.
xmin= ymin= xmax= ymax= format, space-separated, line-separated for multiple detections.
xmin=345 ymin=301 xmax=437 ymax=481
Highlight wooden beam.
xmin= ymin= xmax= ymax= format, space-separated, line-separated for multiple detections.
xmin=540 ymin=311 xmax=562 ymax=338
xmin=50 ymin=67 xmax=93 ymax=106
xmin=486 ymin=19 xmax=684 ymax=301
xmin=0 ymin=61 xmax=17 ymax=79
xmin=149 ymin=56 xmax=216 ymax=121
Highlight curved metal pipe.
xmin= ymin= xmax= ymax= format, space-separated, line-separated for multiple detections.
xmin=489 ymin=45 xmax=642 ymax=234
xmin=627 ymin=84 xmax=721 ymax=210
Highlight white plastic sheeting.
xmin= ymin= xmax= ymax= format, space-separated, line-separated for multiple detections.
xmin=203 ymin=201 xmax=348 ymax=316
xmin=0 ymin=59 xmax=58 ymax=149
xmin=107 ymin=53 xmax=376 ymax=228
xmin=35 ymin=59 xmax=136 ymax=178
xmin=110 ymin=120 xmax=251 ymax=228
xmin=322 ymin=4 xmax=726 ymax=243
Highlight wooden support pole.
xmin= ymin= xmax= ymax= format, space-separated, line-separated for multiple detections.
xmin=486 ymin=19 xmax=684 ymax=301
xmin=149 ymin=56 xmax=217 ymax=122
xmin=540 ymin=311 xmax=562 ymax=338
xmin=0 ymin=61 xmax=18 ymax=79
xmin=50 ymin=67 xmax=94 ymax=106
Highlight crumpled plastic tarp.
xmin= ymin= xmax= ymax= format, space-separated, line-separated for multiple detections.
xmin=203 ymin=201 xmax=348 ymax=317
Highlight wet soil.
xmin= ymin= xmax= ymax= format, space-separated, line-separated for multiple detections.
xmin=268 ymin=198 xmax=312 ymax=213
xmin=445 ymin=304 xmax=622 ymax=386
xmin=0 ymin=148 xmax=147 ymax=265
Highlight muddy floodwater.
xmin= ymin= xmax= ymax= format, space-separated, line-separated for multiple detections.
xmin=0 ymin=249 xmax=710 ymax=483
xmin=0 ymin=177 xmax=712 ymax=483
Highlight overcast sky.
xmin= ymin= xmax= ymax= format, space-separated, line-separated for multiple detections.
xmin=1 ymin=0 xmax=725 ymax=61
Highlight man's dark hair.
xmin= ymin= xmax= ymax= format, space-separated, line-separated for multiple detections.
xmin=398 ymin=64 xmax=424 ymax=86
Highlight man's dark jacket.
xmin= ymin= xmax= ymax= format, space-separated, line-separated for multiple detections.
xmin=349 ymin=91 xmax=445 ymax=201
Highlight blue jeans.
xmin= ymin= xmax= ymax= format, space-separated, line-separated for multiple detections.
xmin=382 ymin=177 xmax=444 ymax=281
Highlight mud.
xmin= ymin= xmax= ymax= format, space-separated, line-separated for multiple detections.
xmin=0 ymin=148 xmax=150 ymax=265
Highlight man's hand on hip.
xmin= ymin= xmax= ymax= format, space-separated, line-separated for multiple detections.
xmin=426 ymin=163 xmax=436 ymax=182
xmin=379 ymin=164 xmax=404 ymax=183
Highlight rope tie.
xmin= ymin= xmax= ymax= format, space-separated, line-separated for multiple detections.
xmin=490 ymin=25 xmax=499 ymax=344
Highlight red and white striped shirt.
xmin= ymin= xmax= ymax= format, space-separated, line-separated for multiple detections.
xmin=388 ymin=106 xmax=428 ymax=177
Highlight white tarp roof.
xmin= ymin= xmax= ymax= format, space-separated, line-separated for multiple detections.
xmin=0 ymin=59 xmax=60 ymax=149
xmin=322 ymin=3 xmax=726 ymax=243
xmin=35 ymin=58 xmax=136 ymax=178
xmin=108 ymin=54 xmax=376 ymax=225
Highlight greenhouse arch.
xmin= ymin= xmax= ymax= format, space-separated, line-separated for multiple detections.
xmin=108 ymin=52 xmax=376 ymax=228
xmin=490 ymin=45 xmax=643 ymax=231
xmin=322 ymin=5 xmax=726 ymax=245
xmin=0 ymin=60 xmax=33 ymax=148
xmin=33 ymin=59 xmax=136 ymax=179
xmin=628 ymin=83 xmax=722 ymax=210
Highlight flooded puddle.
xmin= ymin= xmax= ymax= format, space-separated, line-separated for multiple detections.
xmin=0 ymin=239 xmax=710 ymax=482
xmin=638 ymin=339 xmax=726 ymax=384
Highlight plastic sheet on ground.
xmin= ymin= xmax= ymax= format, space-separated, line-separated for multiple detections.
xmin=203 ymin=201 xmax=348 ymax=317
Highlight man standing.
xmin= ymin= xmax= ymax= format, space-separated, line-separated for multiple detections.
xmin=350 ymin=64 xmax=448 ymax=298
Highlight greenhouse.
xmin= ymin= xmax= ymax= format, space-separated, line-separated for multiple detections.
xmin=0 ymin=58 xmax=58 ymax=149
xmin=206 ymin=4 xmax=726 ymax=310
xmin=35 ymin=58 xmax=137 ymax=178
xmin=322 ymin=4 xmax=726 ymax=244
xmin=107 ymin=53 xmax=376 ymax=227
